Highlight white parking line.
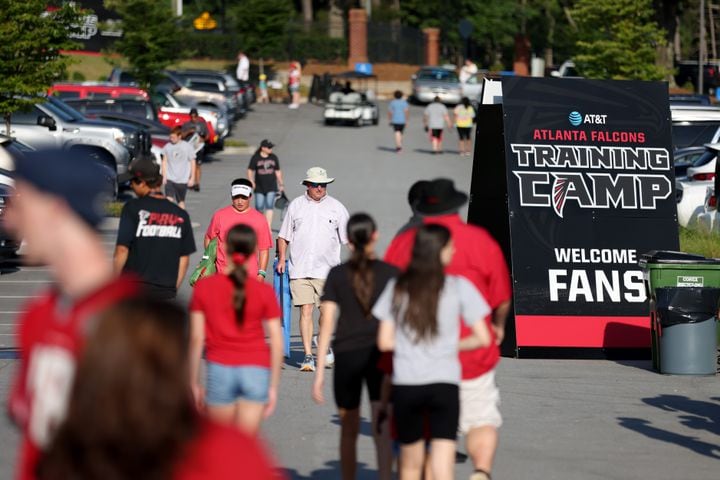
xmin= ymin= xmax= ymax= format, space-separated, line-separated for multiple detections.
xmin=0 ymin=280 xmax=53 ymax=283
xmin=0 ymin=296 xmax=42 ymax=298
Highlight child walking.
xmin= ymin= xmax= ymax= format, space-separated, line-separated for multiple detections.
xmin=190 ymin=224 xmax=284 ymax=435
xmin=373 ymin=224 xmax=492 ymax=480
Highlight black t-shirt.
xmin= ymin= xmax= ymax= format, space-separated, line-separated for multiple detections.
xmin=321 ymin=259 xmax=399 ymax=353
xmin=116 ymin=196 xmax=196 ymax=297
xmin=247 ymin=153 xmax=280 ymax=193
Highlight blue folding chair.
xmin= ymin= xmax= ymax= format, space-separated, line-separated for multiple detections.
xmin=273 ymin=258 xmax=292 ymax=357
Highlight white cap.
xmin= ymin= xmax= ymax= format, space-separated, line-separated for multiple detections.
xmin=231 ymin=184 xmax=253 ymax=198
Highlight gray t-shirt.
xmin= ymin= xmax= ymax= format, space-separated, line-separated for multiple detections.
xmin=161 ymin=140 xmax=195 ymax=183
xmin=372 ymin=275 xmax=490 ymax=386
xmin=424 ymin=102 xmax=449 ymax=129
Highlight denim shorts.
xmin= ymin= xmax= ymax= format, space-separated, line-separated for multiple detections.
xmin=205 ymin=362 xmax=270 ymax=405
xmin=254 ymin=191 xmax=276 ymax=212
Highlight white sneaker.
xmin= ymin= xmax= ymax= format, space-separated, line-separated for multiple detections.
xmin=313 ymin=335 xmax=334 ymax=368
xmin=288 ymin=103 xmax=299 ymax=109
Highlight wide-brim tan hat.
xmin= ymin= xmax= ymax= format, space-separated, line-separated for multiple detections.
xmin=303 ymin=166 xmax=335 ymax=184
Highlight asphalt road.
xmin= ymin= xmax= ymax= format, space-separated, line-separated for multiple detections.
xmin=0 ymin=102 xmax=719 ymax=479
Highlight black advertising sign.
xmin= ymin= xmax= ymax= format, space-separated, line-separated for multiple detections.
xmin=501 ymin=78 xmax=678 ymax=348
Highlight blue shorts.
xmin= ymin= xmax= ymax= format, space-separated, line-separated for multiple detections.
xmin=205 ymin=362 xmax=270 ymax=405
xmin=254 ymin=191 xmax=276 ymax=212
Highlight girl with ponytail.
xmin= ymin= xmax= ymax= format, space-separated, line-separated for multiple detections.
xmin=373 ymin=224 xmax=492 ymax=480
xmin=312 ymin=213 xmax=398 ymax=480
xmin=189 ymin=224 xmax=283 ymax=435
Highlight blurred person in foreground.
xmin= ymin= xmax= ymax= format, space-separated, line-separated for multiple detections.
xmin=38 ymin=298 xmax=282 ymax=479
xmin=5 ymin=149 xmax=140 ymax=480
xmin=190 ymin=225 xmax=284 ymax=435
xmin=384 ymin=179 xmax=512 ymax=480
xmin=113 ymin=155 xmax=196 ymax=300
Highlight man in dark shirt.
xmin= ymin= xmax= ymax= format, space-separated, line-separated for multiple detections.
xmin=114 ymin=155 xmax=196 ymax=299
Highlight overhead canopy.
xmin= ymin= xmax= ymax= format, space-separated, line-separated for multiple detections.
xmin=328 ymin=71 xmax=378 ymax=80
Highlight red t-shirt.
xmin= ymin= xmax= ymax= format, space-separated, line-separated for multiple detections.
xmin=384 ymin=214 xmax=512 ymax=379
xmin=205 ymin=205 xmax=273 ymax=277
xmin=9 ymin=276 xmax=139 ymax=480
xmin=190 ymin=274 xmax=281 ymax=366
xmin=174 ymin=419 xmax=283 ymax=479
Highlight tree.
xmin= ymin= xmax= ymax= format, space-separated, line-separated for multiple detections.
xmin=226 ymin=0 xmax=294 ymax=59
xmin=104 ymin=0 xmax=189 ymax=90
xmin=572 ymin=0 xmax=669 ymax=80
xmin=0 ymin=0 xmax=82 ymax=135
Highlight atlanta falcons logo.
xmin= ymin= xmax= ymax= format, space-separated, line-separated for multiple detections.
xmin=552 ymin=176 xmax=570 ymax=218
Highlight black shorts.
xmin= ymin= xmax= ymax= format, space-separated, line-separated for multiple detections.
xmin=195 ymin=147 xmax=205 ymax=165
xmin=431 ymin=129 xmax=443 ymax=139
xmin=392 ymin=383 xmax=459 ymax=444
xmin=333 ymin=347 xmax=383 ymax=410
xmin=457 ymin=127 xmax=472 ymax=140
xmin=392 ymin=123 xmax=406 ymax=133
xmin=165 ymin=181 xmax=188 ymax=203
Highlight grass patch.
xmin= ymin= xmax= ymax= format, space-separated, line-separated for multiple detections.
xmin=679 ymin=226 xmax=720 ymax=258
xmin=105 ymin=201 xmax=124 ymax=218
xmin=223 ymin=139 xmax=249 ymax=147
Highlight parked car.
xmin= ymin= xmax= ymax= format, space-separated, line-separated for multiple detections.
xmin=460 ymin=72 xmax=486 ymax=101
xmin=411 ymin=67 xmax=462 ymax=104
xmin=670 ymin=105 xmax=720 ymax=149
xmin=0 ymin=136 xmax=30 ymax=258
xmin=176 ymin=75 xmax=244 ymax=119
xmin=48 ymin=82 xmax=150 ymax=100
xmin=8 ymin=97 xmax=135 ymax=179
xmin=674 ymin=145 xmax=707 ymax=179
xmin=676 ymin=143 xmax=720 ymax=227
xmin=107 ymin=68 xmax=234 ymax=119
xmin=169 ymin=69 xmax=254 ymax=107
xmin=61 ymin=97 xmax=220 ymax=152
xmin=151 ymin=89 xmax=229 ymax=140
xmin=550 ymin=60 xmax=582 ymax=78
xmin=82 ymin=111 xmax=170 ymax=163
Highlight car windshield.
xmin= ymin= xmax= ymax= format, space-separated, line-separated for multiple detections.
xmin=691 ymin=149 xmax=718 ymax=168
xmin=672 ymin=123 xmax=720 ymax=149
xmin=417 ymin=70 xmax=459 ymax=82
xmin=42 ymin=99 xmax=80 ymax=122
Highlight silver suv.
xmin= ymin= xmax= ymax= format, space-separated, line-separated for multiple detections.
xmin=9 ymin=97 xmax=132 ymax=176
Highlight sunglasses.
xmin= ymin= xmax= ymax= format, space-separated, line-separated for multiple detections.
xmin=307 ymin=182 xmax=327 ymax=189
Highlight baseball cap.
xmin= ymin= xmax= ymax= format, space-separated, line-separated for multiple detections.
xmin=118 ymin=156 xmax=161 ymax=184
xmin=260 ymin=139 xmax=274 ymax=149
xmin=231 ymin=183 xmax=253 ymax=198
xmin=13 ymin=148 xmax=111 ymax=228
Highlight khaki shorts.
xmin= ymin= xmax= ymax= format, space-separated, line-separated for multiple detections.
xmin=290 ymin=278 xmax=325 ymax=307
xmin=459 ymin=369 xmax=502 ymax=433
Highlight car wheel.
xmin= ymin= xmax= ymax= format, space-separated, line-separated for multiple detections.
xmin=372 ymin=116 xmax=379 ymax=126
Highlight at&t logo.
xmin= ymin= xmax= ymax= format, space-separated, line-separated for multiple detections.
xmin=568 ymin=111 xmax=608 ymax=127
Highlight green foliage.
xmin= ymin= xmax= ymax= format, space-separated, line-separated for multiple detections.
xmin=679 ymin=227 xmax=720 ymax=258
xmin=0 ymin=0 xmax=82 ymax=134
xmin=226 ymin=0 xmax=294 ymax=58
xmin=104 ymin=0 xmax=189 ymax=90
xmin=572 ymin=0 xmax=669 ymax=80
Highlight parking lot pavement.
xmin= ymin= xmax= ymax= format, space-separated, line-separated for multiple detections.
xmin=1 ymin=102 xmax=719 ymax=479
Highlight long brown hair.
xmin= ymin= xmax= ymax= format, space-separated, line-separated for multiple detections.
xmin=347 ymin=213 xmax=376 ymax=317
xmin=38 ymin=298 xmax=198 ymax=480
xmin=393 ymin=224 xmax=450 ymax=342
xmin=226 ymin=224 xmax=257 ymax=326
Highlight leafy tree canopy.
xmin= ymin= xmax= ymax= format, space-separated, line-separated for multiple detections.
xmin=0 ymin=0 xmax=82 ymax=133
xmin=104 ymin=0 xmax=189 ymax=90
xmin=572 ymin=0 xmax=669 ymax=80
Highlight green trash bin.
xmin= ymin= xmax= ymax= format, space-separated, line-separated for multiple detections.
xmin=639 ymin=250 xmax=720 ymax=372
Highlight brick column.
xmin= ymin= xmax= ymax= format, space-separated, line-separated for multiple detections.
xmin=348 ymin=9 xmax=368 ymax=67
xmin=423 ymin=28 xmax=440 ymax=66
xmin=513 ymin=34 xmax=530 ymax=76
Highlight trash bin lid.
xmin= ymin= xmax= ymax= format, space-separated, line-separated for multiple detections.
xmin=655 ymin=287 xmax=720 ymax=326
xmin=639 ymin=250 xmax=720 ymax=268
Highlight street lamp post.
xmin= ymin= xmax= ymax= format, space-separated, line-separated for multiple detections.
xmin=699 ymin=0 xmax=706 ymax=94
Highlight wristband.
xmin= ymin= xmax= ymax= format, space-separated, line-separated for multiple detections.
xmin=258 ymin=269 xmax=267 ymax=278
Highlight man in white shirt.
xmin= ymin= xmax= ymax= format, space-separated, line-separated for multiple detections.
xmin=236 ymin=51 xmax=250 ymax=82
xmin=459 ymin=58 xmax=478 ymax=84
xmin=277 ymin=167 xmax=349 ymax=372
